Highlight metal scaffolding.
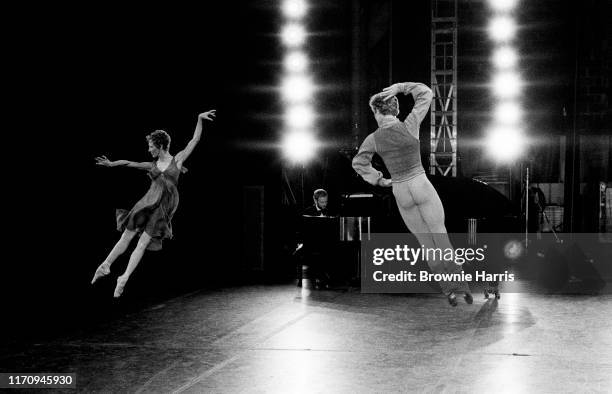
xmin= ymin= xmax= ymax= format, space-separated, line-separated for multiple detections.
xmin=430 ymin=0 xmax=458 ymax=176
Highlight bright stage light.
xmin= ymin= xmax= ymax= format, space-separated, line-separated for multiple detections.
xmin=282 ymin=0 xmax=308 ymax=19
xmin=281 ymin=75 xmax=314 ymax=102
xmin=282 ymin=130 xmax=318 ymax=163
xmin=284 ymin=51 xmax=309 ymax=73
xmin=493 ymin=46 xmax=518 ymax=69
xmin=281 ymin=23 xmax=306 ymax=47
xmin=492 ymin=71 xmax=521 ymax=98
xmin=488 ymin=16 xmax=517 ymax=42
xmin=494 ymin=101 xmax=522 ymax=125
xmin=487 ymin=126 xmax=524 ymax=161
xmin=285 ymin=105 xmax=315 ymax=128
xmin=488 ymin=0 xmax=519 ymax=12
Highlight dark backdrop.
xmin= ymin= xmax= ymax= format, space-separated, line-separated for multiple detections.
xmin=6 ymin=2 xmax=293 ymax=341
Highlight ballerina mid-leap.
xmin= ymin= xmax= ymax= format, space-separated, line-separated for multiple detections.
xmin=91 ymin=110 xmax=216 ymax=297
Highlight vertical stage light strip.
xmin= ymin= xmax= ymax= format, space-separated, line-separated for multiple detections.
xmin=280 ymin=0 xmax=317 ymax=163
xmin=487 ymin=0 xmax=524 ymax=161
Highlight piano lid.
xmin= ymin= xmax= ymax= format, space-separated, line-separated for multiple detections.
xmin=345 ymin=193 xmax=374 ymax=199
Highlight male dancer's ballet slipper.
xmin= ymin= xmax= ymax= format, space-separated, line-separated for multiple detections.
xmin=464 ymin=292 xmax=473 ymax=304
xmin=91 ymin=262 xmax=111 ymax=284
xmin=447 ymin=292 xmax=458 ymax=307
xmin=484 ymin=288 xmax=500 ymax=300
xmin=114 ymin=276 xmax=128 ymax=298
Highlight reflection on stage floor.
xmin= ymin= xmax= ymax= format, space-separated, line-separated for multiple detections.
xmin=1 ymin=284 xmax=611 ymax=393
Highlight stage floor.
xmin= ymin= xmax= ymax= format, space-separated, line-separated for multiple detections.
xmin=1 ymin=284 xmax=611 ymax=393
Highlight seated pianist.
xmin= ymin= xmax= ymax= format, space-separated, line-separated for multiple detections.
xmin=296 ymin=189 xmax=337 ymax=288
xmin=303 ymin=189 xmax=333 ymax=217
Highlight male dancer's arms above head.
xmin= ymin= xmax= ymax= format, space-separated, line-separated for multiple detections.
xmin=379 ymin=82 xmax=433 ymax=140
xmin=351 ymin=82 xmax=433 ymax=188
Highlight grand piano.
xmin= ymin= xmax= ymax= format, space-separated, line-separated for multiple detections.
xmin=295 ymin=173 xmax=520 ymax=284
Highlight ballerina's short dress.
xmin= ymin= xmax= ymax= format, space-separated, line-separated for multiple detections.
xmin=116 ymin=157 xmax=186 ymax=251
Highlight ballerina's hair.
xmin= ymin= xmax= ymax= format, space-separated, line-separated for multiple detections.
xmin=146 ymin=130 xmax=171 ymax=151
xmin=369 ymin=94 xmax=399 ymax=116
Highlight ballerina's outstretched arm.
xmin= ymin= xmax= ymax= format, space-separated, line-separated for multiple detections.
xmin=95 ymin=156 xmax=152 ymax=170
xmin=175 ymin=109 xmax=216 ymax=169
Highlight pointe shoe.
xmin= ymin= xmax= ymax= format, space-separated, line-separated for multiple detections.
xmin=447 ymin=292 xmax=458 ymax=307
xmin=114 ymin=276 xmax=128 ymax=298
xmin=493 ymin=289 xmax=500 ymax=300
xmin=464 ymin=292 xmax=473 ymax=304
xmin=484 ymin=289 xmax=490 ymax=299
xmin=91 ymin=262 xmax=111 ymax=284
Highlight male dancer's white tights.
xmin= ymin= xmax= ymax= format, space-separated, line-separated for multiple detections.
xmin=392 ymin=174 xmax=470 ymax=295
